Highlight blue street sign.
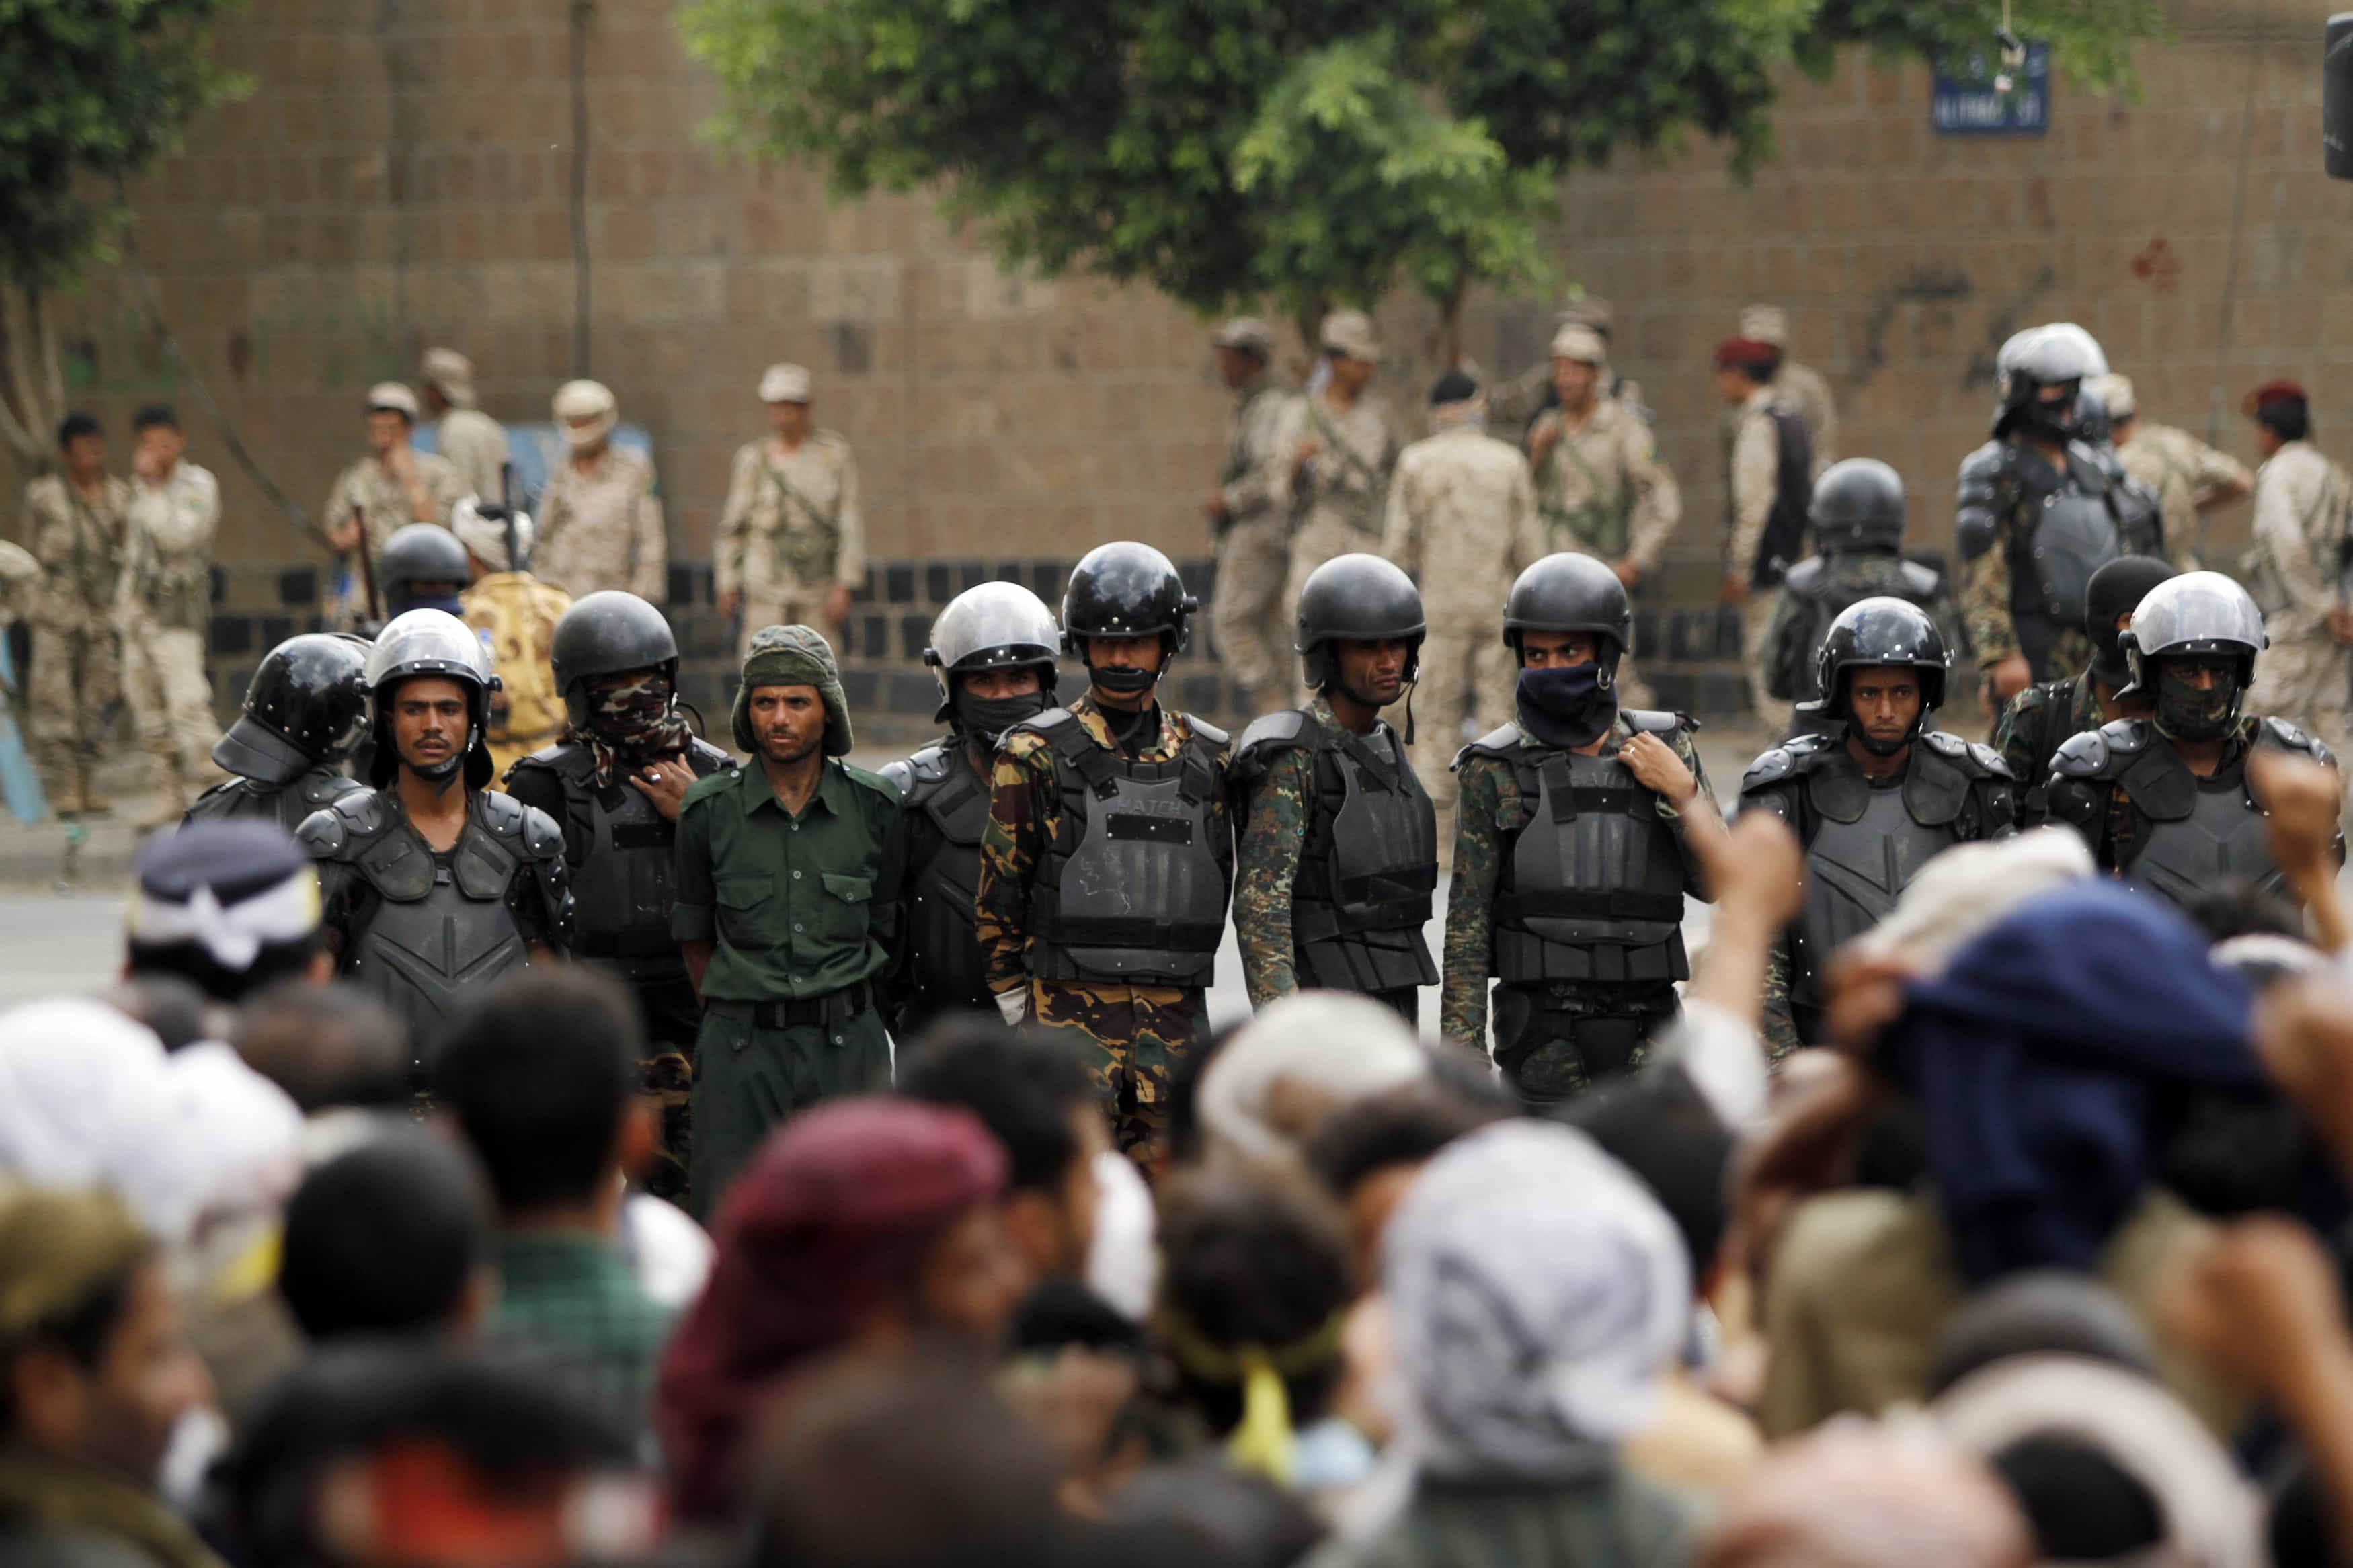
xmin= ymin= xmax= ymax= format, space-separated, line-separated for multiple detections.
xmin=1933 ymin=40 xmax=2050 ymax=136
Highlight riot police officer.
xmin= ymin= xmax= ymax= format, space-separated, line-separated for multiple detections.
xmin=2044 ymin=571 xmax=2340 ymax=903
xmin=1762 ymin=458 xmax=1958 ymax=727
xmin=1231 ymin=553 xmax=1437 ymax=1021
xmin=376 ymin=522 xmax=472 ymax=620
xmin=298 ymin=609 xmax=573 ymax=1063
xmin=1439 ymin=552 xmax=1718 ymax=1105
xmin=1993 ymin=554 xmax=2173 ymax=815
xmin=975 ymin=542 xmax=1233 ymax=1159
xmin=1739 ymin=598 xmax=2016 ymax=1057
xmin=504 ymin=591 xmax=727 ymax=1200
xmin=1958 ymin=323 xmax=2133 ymax=706
xmin=880 ymin=581 xmax=1060 ymax=1040
xmin=184 ymin=633 xmax=370 ymax=832
xmin=2072 ymin=381 xmax=2165 ymax=561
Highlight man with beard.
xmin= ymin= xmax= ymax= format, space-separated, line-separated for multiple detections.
xmin=1993 ymin=555 xmax=2173 ymax=818
xmin=506 ymin=591 xmax=732 ymax=1204
xmin=1739 ymin=598 xmax=2016 ymax=1058
xmin=880 ymin=582 xmax=1061 ymax=1040
xmin=298 ymin=610 xmax=573 ymax=1062
xmin=1231 ymin=553 xmax=1437 ymax=1020
xmin=1440 ymin=553 xmax=1719 ymax=1105
xmin=2044 ymin=571 xmax=2340 ymax=902
xmin=672 ymin=625 xmax=902 ymax=1212
xmin=976 ymin=543 xmax=1233 ymax=1161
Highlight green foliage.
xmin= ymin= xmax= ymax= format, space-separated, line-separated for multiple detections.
xmin=684 ymin=0 xmax=2161 ymax=334
xmin=0 ymin=0 xmax=251 ymax=290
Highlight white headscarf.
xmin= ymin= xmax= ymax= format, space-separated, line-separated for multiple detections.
xmin=0 ymin=999 xmax=175 ymax=1196
xmin=117 ymin=1042 xmax=304 ymax=1247
xmin=1384 ymin=1120 xmax=1689 ymax=1481
xmin=1843 ymin=826 xmax=2093 ymax=973
xmin=1197 ymin=992 xmax=1429 ymax=1164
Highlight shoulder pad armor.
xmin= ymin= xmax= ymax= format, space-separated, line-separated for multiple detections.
xmin=298 ymin=770 xmax=364 ymax=810
xmin=1741 ymin=747 xmax=1800 ymax=792
xmin=1898 ymin=560 xmax=1945 ymax=600
xmin=877 ymin=758 xmax=913 ymax=794
xmin=840 ymin=761 xmax=903 ymax=802
xmin=2065 ymin=442 xmax=2112 ymax=493
xmin=1921 ymin=731 xmax=2013 ymax=778
xmin=474 ymin=790 xmax=528 ymax=840
xmin=1782 ymin=556 xmax=1827 ymax=595
xmin=294 ymin=807 xmax=346 ymax=860
xmin=518 ymin=803 xmax=565 ymax=862
xmin=2050 ymin=728 xmax=2112 ymax=779
xmin=880 ymin=741 xmax=953 ymax=799
xmin=1620 ymin=708 xmax=1691 ymax=737
xmin=1460 ymin=720 xmax=1524 ymax=761
xmin=1236 ymin=708 xmax=1312 ymax=757
xmin=1921 ymin=730 xmax=1966 ymax=759
xmin=2098 ymin=717 xmax=2153 ymax=755
xmin=2259 ymin=715 xmax=2336 ymax=766
xmin=1004 ymin=706 xmax=1075 ymax=743
xmin=1182 ymin=714 xmax=1231 ymax=750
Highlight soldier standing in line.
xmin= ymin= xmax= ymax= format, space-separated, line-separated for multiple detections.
xmin=1440 ymin=554 xmax=1718 ymax=1106
xmin=115 ymin=406 xmax=223 ymax=825
xmin=1716 ymin=337 xmax=1814 ymax=725
xmin=298 ymin=610 xmax=573 ymax=1059
xmin=2237 ymin=382 xmax=2353 ymax=771
xmin=1992 ymin=555 xmax=2173 ymax=813
xmin=536 ymin=380 xmax=667 ymax=604
xmin=1284 ymin=311 xmax=1404 ymax=690
xmin=1203 ymin=319 xmax=1304 ymax=720
xmin=975 ymin=544 xmax=1234 ymax=1163
xmin=1525 ymin=324 xmax=1683 ymax=706
xmin=452 ymin=498 xmax=573 ymax=783
xmin=1484 ymin=299 xmax=1648 ymax=434
xmin=1739 ymin=304 xmax=1837 ymax=474
xmin=715 ymin=364 xmax=864 ymax=660
xmin=184 ymin=634 xmax=370 ymax=832
xmin=1380 ymin=371 xmax=1544 ymax=825
xmin=1231 ymin=554 xmax=1437 ymax=1021
xmin=671 ymin=625 xmax=901 ymax=1212
xmin=322 ymin=384 xmax=466 ymax=630
xmin=506 ymin=592 xmax=733 ymax=1206
xmin=418 ymin=349 xmax=510 ymax=505
xmin=19 ymin=413 xmax=130 ymax=817
xmin=879 ymin=582 xmax=1062 ymax=1041
xmin=2096 ymin=374 xmax=2251 ymax=571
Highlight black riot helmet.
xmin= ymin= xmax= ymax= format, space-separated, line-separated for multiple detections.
xmin=1295 ymin=553 xmax=1425 ymax=690
xmin=925 ymin=580 xmax=1060 ymax=729
xmin=1815 ymin=597 xmax=1949 ymax=735
xmin=2083 ymin=556 xmax=2177 ymax=688
xmin=365 ymin=609 xmax=501 ymax=789
xmin=549 ymin=591 xmax=680 ymax=733
xmin=1502 ymin=553 xmax=1632 ymax=675
xmin=378 ymin=524 xmax=472 ymax=615
xmin=1808 ymin=458 xmax=1907 ymax=554
xmin=1995 ymin=323 xmax=2108 ymax=443
xmin=214 ymin=633 xmax=373 ymax=784
xmin=1062 ymin=542 xmax=1197 ymax=660
xmin=2118 ymin=571 xmax=2266 ymax=736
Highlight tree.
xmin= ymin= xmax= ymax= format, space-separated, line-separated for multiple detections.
xmin=685 ymin=0 xmax=2159 ymax=355
xmin=0 ymin=1 xmax=248 ymax=466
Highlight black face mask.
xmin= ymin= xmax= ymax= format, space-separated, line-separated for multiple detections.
xmin=2153 ymin=660 xmax=2240 ymax=742
xmin=953 ymin=689 xmax=1049 ymax=747
xmin=1090 ymin=663 xmax=1157 ymax=697
xmin=1515 ymin=663 xmax=1616 ymax=750
xmin=2013 ymin=387 xmax=2078 ymax=446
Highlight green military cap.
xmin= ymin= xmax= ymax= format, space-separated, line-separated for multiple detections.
xmin=0 ymin=1186 xmax=149 ymax=1354
xmin=734 ymin=624 xmax=854 ymax=757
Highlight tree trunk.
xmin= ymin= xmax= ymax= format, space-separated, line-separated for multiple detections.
xmin=0 ymin=286 xmax=60 ymax=470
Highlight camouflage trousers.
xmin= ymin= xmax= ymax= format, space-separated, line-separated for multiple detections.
xmin=2249 ymin=633 xmax=2353 ymax=774
xmin=1740 ymin=593 xmax=1779 ymax=728
xmin=736 ymin=587 xmax=834 ymax=663
xmin=632 ymin=975 xmax=705 ymax=1209
xmin=1412 ymin=616 xmax=1519 ymax=821
xmin=27 ymin=620 xmax=118 ymax=795
xmin=1030 ymin=978 xmax=1208 ymax=1167
xmin=120 ymin=623 xmax=221 ymax=803
xmin=1489 ymin=979 xmax=1678 ymax=1108
xmin=1209 ymin=514 xmax=1295 ymax=716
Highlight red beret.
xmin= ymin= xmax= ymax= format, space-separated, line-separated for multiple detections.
xmin=2245 ymin=379 xmax=2307 ymax=415
xmin=1714 ymin=336 xmax=1778 ymax=371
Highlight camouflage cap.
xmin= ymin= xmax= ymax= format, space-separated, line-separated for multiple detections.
xmin=733 ymin=624 xmax=853 ymax=757
xmin=419 ymin=348 xmax=478 ymax=407
xmin=1558 ymin=298 xmax=1615 ymax=339
xmin=1549 ymin=324 xmax=1607 ymax=366
xmin=0 ymin=1186 xmax=149 ymax=1354
xmin=1212 ymin=317 xmax=1275 ymax=356
xmin=759 ymin=363 xmax=813 ymax=404
xmin=365 ymin=382 xmax=420 ymax=421
xmin=1319 ymin=309 xmax=1381 ymax=364
xmin=1738 ymin=304 xmax=1791 ymax=347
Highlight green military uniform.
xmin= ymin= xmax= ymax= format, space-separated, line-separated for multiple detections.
xmin=1993 ymin=667 xmax=2101 ymax=816
xmin=975 ymin=691 xmax=1232 ymax=1157
xmin=1439 ymin=712 xmax=1712 ymax=1100
xmin=672 ymin=626 xmax=901 ymax=1214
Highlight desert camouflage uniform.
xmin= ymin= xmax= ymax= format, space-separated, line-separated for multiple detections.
xmin=118 ymin=461 xmax=223 ymax=809
xmin=1380 ymin=413 xmax=1546 ymax=817
xmin=434 ymin=407 xmax=511 ymax=507
xmin=460 ymin=571 xmax=575 ymax=783
xmin=2120 ymin=421 xmax=2247 ymax=572
xmin=1285 ymin=392 xmax=1404 ymax=692
xmin=976 ymin=692 xmax=1232 ymax=1156
xmin=322 ymin=452 xmax=465 ymax=628
xmin=1728 ymin=385 xmax=1785 ymax=717
xmin=1775 ymin=360 xmax=1839 ymax=477
xmin=537 ymin=446 xmax=667 ymax=603
xmin=1529 ymin=397 xmax=1681 ymax=707
xmin=1486 ymin=365 xmax=1653 ymax=436
xmin=1208 ymin=375 xmax=1305 ymax=712
xmin=2241 ymin=438 xmax=2353 ymax=766
xmin=18 ymin=474 xmax=130 ymax=804
xmin=715 ymin=431 xmax=864 ymax=661
xmin=1439 ymin=714 xmax=1712 ymax=1098
xmin=1993 ymin=669 xmax=2102 ymax=818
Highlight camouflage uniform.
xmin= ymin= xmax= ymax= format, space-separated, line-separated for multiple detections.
xmin=1773 ymin=362 xmax=1839 ymax=477
xmin=2119 ymin=421 xmax=2247 ymax=572
xmin=460 ymin=571 xmax=575 ymax=783
xmin=1380 ymin=413 xmax=1546 ymax=818
xmin=1956 ymin=443 xmax=2116 ymax=692
xmin=433 ymin=407 xmax=510 ymax=507
xmin=321 ymin=452 xmax=465 ymax=628
xmin=1727 ymin=385 xmax=1785 ymax=718
xmin=18 ymin=472 xmax=130 ymax=807
xmin=537 ymin=446 xmax=667 ymax=603
xmin=1527 ymin=397 xmax=1681 ymax=707
xmin=1439 ymin=713 xmax=1713 ymax=1100
xmin=1993 ymin=668 xmax=2102 ymax=817
xmin=118 ymin=460 xmax=223 ymax=811
xmin=1285 ymin=392 xmax=1404 ymax=691
xmin=976 ymin=692 xmax=1233 ymax=1157
xmin=2241 ymin=438 xmax=2353 ymax=767
xmin=715 ymin=431 xmax=864 ymax=661
xmin=1207 ymin=375 xmax=1306 ymax=712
